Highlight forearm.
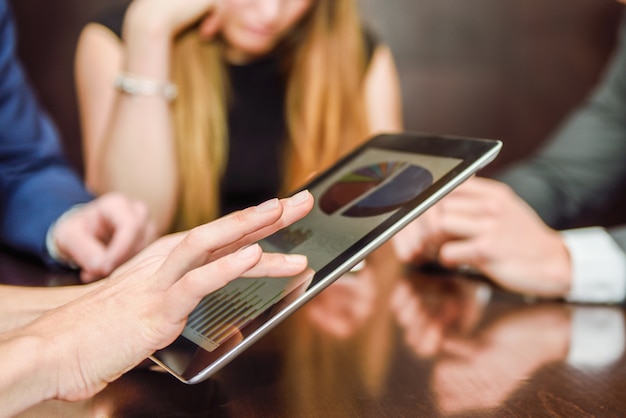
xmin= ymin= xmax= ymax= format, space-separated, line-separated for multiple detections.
xmin=0 ymin=284 xmax=98 ymax=333
xmin=99 ymin=96 xmax=178 ymax=233
xmin=364 ymin=45 xmax=404 ymax=134
xmin=84 ymin=5 xmax=180 ymax=234
xmin=0 ymin=166 xmax=93 ymax=263
xmin=0 ymin=1 xmax=93 ymax=261
xmin=497 ymin=107 xmax=626 ymax=229
xmin=496 ymin=19 xmax=626 ymax=228
xmin=0 ymin=332 xmax=54 ymax=417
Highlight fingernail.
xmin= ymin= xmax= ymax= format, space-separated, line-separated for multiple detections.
xmin=285 ymin=254 xmax=307 ymax=264
xmin=287 ymin=190 xmax=310 ymax=206
xmin=237 ymin=244 xmax=260 ymax=259
xmin=256 ymin=198 xmax=279 ymax=213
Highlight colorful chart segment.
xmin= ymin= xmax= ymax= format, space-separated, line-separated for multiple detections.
xmin=319 ymin=161 xmax=434 ymax=218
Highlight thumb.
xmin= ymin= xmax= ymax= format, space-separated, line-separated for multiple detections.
xmin=56 ymin=229 xmax=107 ymax=279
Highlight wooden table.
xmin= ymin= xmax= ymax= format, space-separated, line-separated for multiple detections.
xmin=4 ymin=245 xmax=626 ymax=417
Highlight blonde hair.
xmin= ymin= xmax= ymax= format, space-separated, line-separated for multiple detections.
xmin=170 ymin=0 xmax=369 ymax=231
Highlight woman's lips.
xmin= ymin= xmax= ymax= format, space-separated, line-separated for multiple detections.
xmin=243 ymin=24 xmax=275 ymax=38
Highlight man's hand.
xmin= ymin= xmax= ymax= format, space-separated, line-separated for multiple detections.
xmin=393 ymin=177 xmax=573 ymax=298
xmin=51 ymin=192 xmax=156 ymax=282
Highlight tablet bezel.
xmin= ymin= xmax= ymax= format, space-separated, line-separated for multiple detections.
xmin=151 ymin=132 xmax=502 ymax=383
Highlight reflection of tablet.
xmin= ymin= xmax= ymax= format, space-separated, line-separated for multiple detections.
xmin=151 ymin=132 xmax=502 ymax=383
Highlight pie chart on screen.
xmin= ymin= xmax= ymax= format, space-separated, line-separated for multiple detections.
xmin=319 ymin=161 xmax=434 ymax=218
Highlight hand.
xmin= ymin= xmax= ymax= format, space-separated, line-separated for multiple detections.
xmin=394 ymin=178 xmax=572 ymax=298
xmin=126 ymin=0 xmax=225 ymax=40
xmin=392 ymin=202 xmax=445 ymax=264
xmin=23 ymin=192 xmax=314 ymax=404
xmin=51 ymin=192 xmax=156 ymax=283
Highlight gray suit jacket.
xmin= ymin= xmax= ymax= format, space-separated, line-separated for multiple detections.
xmin=497 ymin=15 xmax=626 ymax=253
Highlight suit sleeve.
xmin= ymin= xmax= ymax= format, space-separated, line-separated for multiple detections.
xmin=496 ymin=14 xmax=626 ymax=230
xmin=609 ymin=227 xmax=626 ymax=254
xmin=0 ymin=0 xmax=93 ymax=263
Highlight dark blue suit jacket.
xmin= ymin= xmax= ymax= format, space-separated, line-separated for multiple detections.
xmin=0 ymin=0 xmax=93 ymax=264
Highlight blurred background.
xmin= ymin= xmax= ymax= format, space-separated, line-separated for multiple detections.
xmin=9 ymin=0 xmax=625 ymax=225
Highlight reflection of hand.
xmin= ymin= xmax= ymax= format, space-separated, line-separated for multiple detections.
xmin=52 ymin=193 xmax=156 ymax=283
xmin=0 ymin=193 xmax=313 ymax=416
xmin=433 ymin=305 xmax=571 ymax=414
xmin=304 ymin=266 xmax=377 ymax=338
xmin=390 ymin=274 xmax=488 ymax=357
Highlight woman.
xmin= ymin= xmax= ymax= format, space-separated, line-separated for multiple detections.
xmin=75 ymin=0 xmax=402 ymax=234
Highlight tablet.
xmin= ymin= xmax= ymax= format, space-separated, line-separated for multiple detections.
xmin=151 ymin=132 xmax=502 ymax=383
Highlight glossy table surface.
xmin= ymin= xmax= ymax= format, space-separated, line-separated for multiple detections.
xmin=3 ymin=245 xmax=626 ymax=417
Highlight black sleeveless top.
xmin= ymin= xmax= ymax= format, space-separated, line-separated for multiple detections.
xmin=96 ymin=8 xmax=377 ymax=216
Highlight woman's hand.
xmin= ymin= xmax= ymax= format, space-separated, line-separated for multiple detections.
xmin=52 ymin=193 xmax=156 ymax=283
xmin=125 ymin=0 xmax=225 ymax=40
xmin=1 ymin=192 xmax=313 ymax=413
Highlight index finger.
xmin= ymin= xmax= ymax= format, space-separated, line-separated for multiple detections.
xmin=208 ymin=190 xmax=314 ymax=262
xmin=157 ymin=191 xmax=313 ymax=286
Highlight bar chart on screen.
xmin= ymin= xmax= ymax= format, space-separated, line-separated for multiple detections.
xmin=182 ymin=278 xmax=288 ymax=352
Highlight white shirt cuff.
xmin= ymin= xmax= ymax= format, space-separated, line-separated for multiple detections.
xmin=567 ymin=307 xmax=625 ymax=369
xmin=45 ymin=204 xmax=84 ymax=269
xmin=561 ymin=227 xmax=626 ymax=304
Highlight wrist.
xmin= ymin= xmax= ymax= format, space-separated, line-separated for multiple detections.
xmin=125 ymin=0 xmax=174 ymax=40
xmin=21 ymin=307 xmax=98 ymax=403
xmin=46 ymin=204 xmax=85 ymax=268
xmin=0 ymin=331 xmax=56 ymax=414
xmin=115 ymin=72 xmax=178 ymax=101
xmin=123 ymin=2 xmax=173 ymax=78
xmin=546 ymin=230 xmax=573 ymax=296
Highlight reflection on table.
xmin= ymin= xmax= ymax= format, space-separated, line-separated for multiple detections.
xmin=3 ymin=244 xmax=625 ymax=417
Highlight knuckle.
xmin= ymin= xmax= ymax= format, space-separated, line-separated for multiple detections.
xmin=104 ymin=192 xmax=123 ymax=205
xmin=183 ymin=226 xmax=206 ymax=248
xmin=482 ymin=200 xmax=501 ymax=216
xmin=438 ymin=212 xmax=454 ymax=233
xmin=492 ymin=181 xmax=514 ymax=199
xmin=134 ymin=200 xmax=150 ymax=218
xmin=473 ymin=240 xmax=491 ymax=262
xmin=230 ymin=210 xmax=248 ymax=226
xmin=478 ymin=217 xmax=494 ymax=232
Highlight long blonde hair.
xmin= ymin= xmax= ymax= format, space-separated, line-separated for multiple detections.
xmin=171 ymin=0 xmax=369 ymax=231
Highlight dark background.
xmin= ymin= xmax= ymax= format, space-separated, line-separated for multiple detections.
xmin=9 ymin=0 xmax=626 ymax=225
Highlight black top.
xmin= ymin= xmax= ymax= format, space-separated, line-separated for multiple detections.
xmin=223 ymin=53 xmax=286 ymax=216
xmin=95 ymin=7 xmax=377 ymax=216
